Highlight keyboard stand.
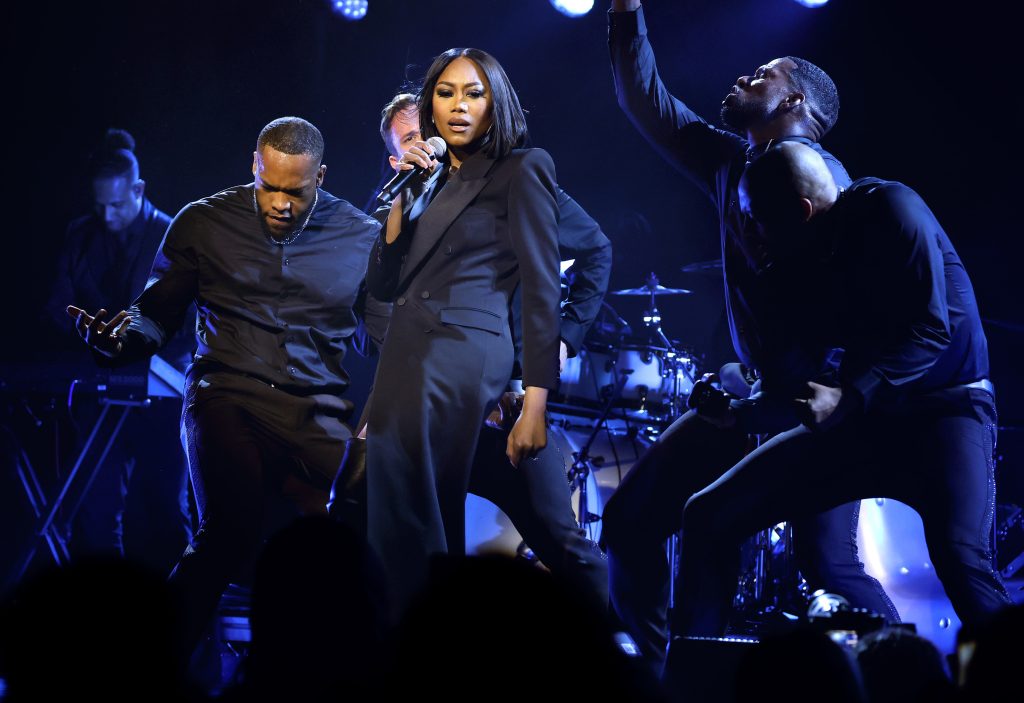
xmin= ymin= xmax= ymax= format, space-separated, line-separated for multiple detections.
xmin=5 ymin=354 xmax=186 ymax=590
xmin=9 ymin=395 xmax=150 ymax=587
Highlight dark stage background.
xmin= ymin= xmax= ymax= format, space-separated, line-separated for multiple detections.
xmin=7 ymin=0 xmax=1022 ymax=499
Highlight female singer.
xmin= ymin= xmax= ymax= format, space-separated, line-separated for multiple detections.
xmin=364 ymin=48 xmax=562 ymax=609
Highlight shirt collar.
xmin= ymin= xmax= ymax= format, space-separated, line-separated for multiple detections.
xmin=745 ymin=135 xmax=817 ymax=162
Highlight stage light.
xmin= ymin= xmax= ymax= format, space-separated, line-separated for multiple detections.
xmin=793 ymin=0 xmax=830 ymax=7
xmin=550 ymin=0 xmax=595 ymax=18
xmin=332 ymin=0 xmax=368 ymax=21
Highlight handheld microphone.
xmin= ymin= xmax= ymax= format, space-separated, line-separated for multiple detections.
xmin=376 ymin=136 xmax=447 ymax=205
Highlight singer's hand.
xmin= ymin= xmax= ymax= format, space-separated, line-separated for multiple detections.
xmin=507 ymin=387 xmax=548 ymax=468
xmin=66 ymin=305 xmax=130 ymax=358
xmin=397 ymin=140 xmax=440 ymax=173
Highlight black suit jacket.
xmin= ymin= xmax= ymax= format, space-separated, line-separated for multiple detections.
xmin=370 ymin=186 xmax=611 ymax=366
xmin=368 ymin=148 xmax=562 ymax=390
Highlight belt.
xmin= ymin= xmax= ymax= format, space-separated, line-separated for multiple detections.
xmin=965 ymin=378 xmax=995 ymax=398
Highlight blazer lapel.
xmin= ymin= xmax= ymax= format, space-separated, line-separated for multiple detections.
xmin=397 ymin=152 xmax=497 ymax=291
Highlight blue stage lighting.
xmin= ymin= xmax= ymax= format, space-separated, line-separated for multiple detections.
xmin=332 ymin=0 xmax=368 ymax=21
xmin=793 ymin=0 xmax=830 ymax=7
xmin=550 ymin=0 xmax=595 ymax=18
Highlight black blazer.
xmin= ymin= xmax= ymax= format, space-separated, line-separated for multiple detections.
xmin=368 ymin=148 xmax=562 ymax=390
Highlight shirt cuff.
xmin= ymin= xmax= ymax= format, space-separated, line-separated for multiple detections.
xmin=608 ymin=5 xmax=647 ymax=39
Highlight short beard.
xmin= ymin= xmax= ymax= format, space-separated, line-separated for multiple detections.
xmin=720 ymin=100 xmax=775 ymax=135
xmin=258 ymin=208 xmax=304 ymax=242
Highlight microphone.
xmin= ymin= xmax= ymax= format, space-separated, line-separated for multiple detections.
xmin=376 ymin=136 xmax=447 ymax=205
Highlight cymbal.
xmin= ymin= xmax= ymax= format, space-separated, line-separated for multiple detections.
xmin=610 ymin=284 xmax=692 ymax=296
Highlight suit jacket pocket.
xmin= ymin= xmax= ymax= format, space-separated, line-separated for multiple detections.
xmin=439 ymin=307 xmax=504 ymax=335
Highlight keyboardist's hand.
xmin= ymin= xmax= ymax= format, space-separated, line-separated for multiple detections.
xmin=66 ymin=306 xmax=131 ymax=358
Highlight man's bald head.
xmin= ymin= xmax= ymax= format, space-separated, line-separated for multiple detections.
xmin=739 ymin=141 xmax=840 ymax=230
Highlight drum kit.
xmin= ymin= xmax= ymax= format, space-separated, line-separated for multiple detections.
xmin=555 ymin=272 xmax=699 ymax=541
xmin=557 ymin=272 xmax=698 ymax=428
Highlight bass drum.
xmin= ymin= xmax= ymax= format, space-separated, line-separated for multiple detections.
xmin=464 ymin=411 xmax=655 ymax=556
xmin=557 ymin=343 xmax=696 ymax=424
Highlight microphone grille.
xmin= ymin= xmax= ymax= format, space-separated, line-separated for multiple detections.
xmin=426 ymin=136 xmax=448 ymax=157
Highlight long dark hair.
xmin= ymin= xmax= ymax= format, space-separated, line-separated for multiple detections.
xmin=418 ymin=48 xmax=528 ymax=159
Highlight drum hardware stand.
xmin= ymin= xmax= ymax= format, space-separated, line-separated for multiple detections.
xmin=639 ymin=273 xmax=677 ymax=352
xmin=639 ymin=273 xmax=697 ymax=423
xmin=729 ymin=434 xmax=807 ymax=632
xmin=568 ymin=372 xmax=630 ymax=539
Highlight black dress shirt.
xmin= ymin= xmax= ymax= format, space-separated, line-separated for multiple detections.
xmin=757 ymin=178 xmax=989 ymax=412
xmin=118 ymin=184 xmax=382 ymax=396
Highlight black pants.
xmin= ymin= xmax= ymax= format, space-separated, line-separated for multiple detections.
xmin=467 ymin=426 xmax=608 ymax=608
xmin=169 ymin=372 xmax=350 ymax=656
xmin=332 ymin=424 xmax=609 ymax=609
xmin=602 ymin=410 xmax=897 ymax=668
xmin=677 ymin=387 xmax=1012 ymax=637
xmin=365 ymin=314 xmax=514 ymax=613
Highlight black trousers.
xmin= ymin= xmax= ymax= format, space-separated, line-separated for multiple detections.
xmin=677 ymin=387 xmax=1012 ymax=637
xmin=467 ymin=425 xmax=608 ymax=607
xmin=602 ymin=410 xmax=897 ymax=668
xmin=332 ymin=424 xmax=609 ymax=609
xmin=169 ymin=372 xmax=351 ymax=656
xmin=365 ymin=313 xmax=515 ymax=613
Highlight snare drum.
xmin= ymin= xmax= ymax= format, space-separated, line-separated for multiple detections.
xmin=464 ymin=411 xmax=654 ymax=555
xmin=558 ymin=343 xmax=696 ymax=422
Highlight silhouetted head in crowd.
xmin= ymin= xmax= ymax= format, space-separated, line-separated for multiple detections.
xmin=389 ymin=555 xmax=664 ymax=702
xmin=959 ymin=603 xmax=1023 ymax=702
xmin=735 ymin=626 xmax=867 ymax=703
xmin=0 ymin=557 xmax=184 ymax=702
xmin=233 ymin=516 xmax=389 ymax=700
xmin=855 ymin=627 xmax=954 ymax=703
